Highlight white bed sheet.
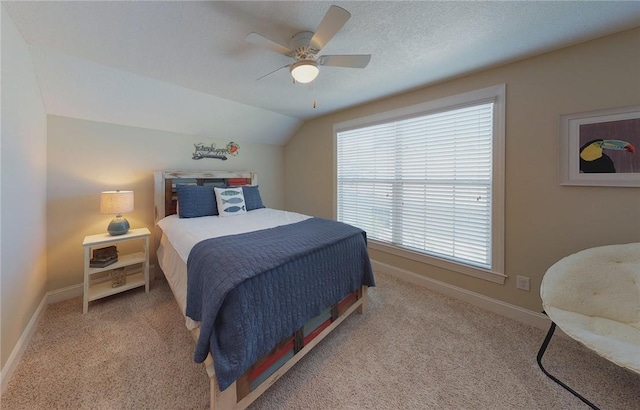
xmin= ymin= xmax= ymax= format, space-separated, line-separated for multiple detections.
xmin=157 ymin=208 xmax=311 ymax=263
xmin=156 ymin=208 xmax=312 ymax=330
xmin=157 ymin=233 xmax=199 ymax=329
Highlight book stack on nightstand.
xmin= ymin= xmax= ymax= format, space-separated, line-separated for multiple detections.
xmin=82 ymin=228 xmax=150 ymax=313
xmin=89 ymin=245 xmax=118 ymax=268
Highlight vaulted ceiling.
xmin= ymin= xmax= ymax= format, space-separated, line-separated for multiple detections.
xmin=4 ymin=1 xmax=640 ymax=145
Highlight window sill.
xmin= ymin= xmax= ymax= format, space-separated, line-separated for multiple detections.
xmin=368 ymin=240 xmax=507 ymax=285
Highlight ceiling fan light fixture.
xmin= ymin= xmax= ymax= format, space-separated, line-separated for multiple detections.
xmin=290 ymin=60 xmax=319 ymax=83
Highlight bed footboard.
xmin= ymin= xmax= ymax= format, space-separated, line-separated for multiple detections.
xmin=194 ymin=285 xmax=368 ymax=410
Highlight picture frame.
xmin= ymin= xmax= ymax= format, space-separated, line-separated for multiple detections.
xmin=559 ymin=105 xmax=640 ymax=187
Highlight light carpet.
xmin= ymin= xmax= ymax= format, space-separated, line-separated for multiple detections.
xmin=2 ymin=272 xmax=639 ymax=409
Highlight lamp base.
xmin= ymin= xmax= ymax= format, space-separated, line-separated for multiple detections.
xmin=107 ymin=215 xmax=130 ymax=236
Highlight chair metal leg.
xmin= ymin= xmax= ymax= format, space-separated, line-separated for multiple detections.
xmin=537 ymin=319 xmax=600 ymax=410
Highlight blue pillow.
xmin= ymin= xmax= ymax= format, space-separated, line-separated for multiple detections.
xmin=242 ymin=185 xmax=265 ymax=211
xmin=176 ymin=185 xmax=218 ymax=218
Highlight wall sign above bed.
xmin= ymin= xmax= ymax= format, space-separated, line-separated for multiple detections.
xmin=192 ymin=141 xmax=239 ymax=160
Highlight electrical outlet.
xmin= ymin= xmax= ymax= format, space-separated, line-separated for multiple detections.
xmin=516 ymin=275 xmax=530 ymax=291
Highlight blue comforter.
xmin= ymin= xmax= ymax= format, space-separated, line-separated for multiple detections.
xmin=186 ymin=217 xmax=375 ymax=390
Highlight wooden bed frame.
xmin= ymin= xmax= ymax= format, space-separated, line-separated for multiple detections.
xmin=153 ymin=170 xmax=368 ymax=409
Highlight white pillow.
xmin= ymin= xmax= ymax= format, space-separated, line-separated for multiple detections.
xmin=214 ymin=187 xmax=247 ymax=217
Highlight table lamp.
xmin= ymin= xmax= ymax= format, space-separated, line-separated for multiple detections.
xmin=100 ymin=190 xmax=134 ymax=235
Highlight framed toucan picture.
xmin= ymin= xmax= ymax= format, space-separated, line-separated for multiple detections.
xmin=560 ymin=105 xmax=640 ymax=187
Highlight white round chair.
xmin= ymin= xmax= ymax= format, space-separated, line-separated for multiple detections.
xmin=538 ymin=242 xmax=640 ymax=409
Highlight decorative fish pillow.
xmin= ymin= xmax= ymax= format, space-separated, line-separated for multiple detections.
xmin=214 ymin=187 xmax=247 ymax=217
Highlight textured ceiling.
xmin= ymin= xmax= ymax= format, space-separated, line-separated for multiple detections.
xmin=4 ymin=1 xmax=640 ymax=145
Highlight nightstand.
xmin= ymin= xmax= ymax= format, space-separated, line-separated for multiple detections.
xmin=82 ymin=227 xmax=150 ymax=313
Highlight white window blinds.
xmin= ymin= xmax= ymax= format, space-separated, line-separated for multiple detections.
xmin=337 ymin=102 xmax=494 ymax=269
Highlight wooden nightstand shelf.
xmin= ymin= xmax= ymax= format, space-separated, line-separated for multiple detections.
xmin=82 ymin=227 xmax=150 ymax=313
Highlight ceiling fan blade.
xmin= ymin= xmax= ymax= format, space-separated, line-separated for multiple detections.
xmin=319 ymin=54 xmax=371 ymax=69
xmin=255 ymin=64 xmax=290 ymax=81
xmin=246 ymin=32 xmax=292 ymax=56
xmin=309 ymin=5 xmax=351 ymax=52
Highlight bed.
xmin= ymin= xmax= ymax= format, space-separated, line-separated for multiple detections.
xmin=153 ymin=170 xmax=375 ymax=409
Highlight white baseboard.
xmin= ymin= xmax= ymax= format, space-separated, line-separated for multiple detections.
xmin=46 ymin=283 xmax=83 ymax=304
xmin=0 ymin=293 xmax=47 ymax=394
xmin=371 ymin=259 xmax=553 ymax=331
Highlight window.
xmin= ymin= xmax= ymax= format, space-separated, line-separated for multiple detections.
xmin=335 ymin=85 xmax=505 ymax=283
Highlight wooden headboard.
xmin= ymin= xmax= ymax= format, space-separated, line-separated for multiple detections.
xmin=153 ymin=170 xmax=257 ymax=223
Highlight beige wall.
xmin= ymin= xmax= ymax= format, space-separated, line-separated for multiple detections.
xmin=1 ymin=9 xmax=48 ymax=370
xmin=284 ymin=27 xmax=640 ymax=312
xmin=47 ymin=116 xmax=284 ymax=291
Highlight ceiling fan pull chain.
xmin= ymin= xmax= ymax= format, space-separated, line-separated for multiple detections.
xmin=313 ymin=78 xmax=318 ymax=109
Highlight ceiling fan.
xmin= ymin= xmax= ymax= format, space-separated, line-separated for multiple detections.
xmin=245 ymin=5 xmax=371 ymax=84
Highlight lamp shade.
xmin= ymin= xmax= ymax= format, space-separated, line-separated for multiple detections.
xmin=290 ymin=60 xmax=319 ymax=84
xmin=100 ymin=190 xmax=134 ymax=215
